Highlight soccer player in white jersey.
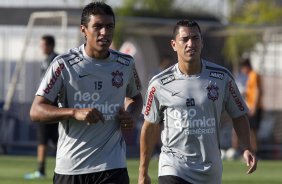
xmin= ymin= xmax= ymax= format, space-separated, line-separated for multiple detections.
xmin=30 ymin=2 xmax=143 ymax=184
xmin=138 ymin=20 xmax=257 ymax=184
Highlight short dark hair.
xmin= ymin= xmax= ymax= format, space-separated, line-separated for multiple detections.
xmin=240 ymin=58 xmax=252 ymax=69
xmin=81 ymin=2 xmax=115 ymax=27
xmin=173 ymin=20 xmax=202 ymax=38
xmin=42 ymin=35 xmax=55 ymax=48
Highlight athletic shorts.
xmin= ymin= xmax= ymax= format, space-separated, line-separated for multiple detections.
xmin=159 ymin=175 xmax=192 ymax=184
xmin=37 ymin=123 xmax=58 ymax=145
xmin=53 ymin=168 xmax=129 ymax=184
xmin=249 ymin=108 xmax=262 ymax=130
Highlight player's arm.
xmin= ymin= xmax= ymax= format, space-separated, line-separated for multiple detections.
xmin=138 ymin=120 xmax=159 ymax=184
xmin=125 ymin=61 xmax=143 ymax=119
xmin=118 ymin=61 xmax=143 ymax=129
xmin=232 ymin=114 xmax=257 ymax=174
xmin=125 ymin=93 xmax=143 ymax=119
xmin=117 ymin=93 xmax=143 ymax=129
xmin=30 ymin=96 xmax=104 ymax=124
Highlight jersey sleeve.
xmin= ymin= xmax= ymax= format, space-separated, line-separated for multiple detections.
xmin=142 ymin=81 xmax=161 ymax=123
xmin=126 ymin=61 xmax=142 ymax=98
xmin=36 ymin=58 xmax=65 ymax=103
xmin=224 ymin=76 xmax=249 ymax=118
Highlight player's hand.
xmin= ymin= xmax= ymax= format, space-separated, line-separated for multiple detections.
xmin=116 ymin=108 xmax=134 ymax=130
xmin=138 ymin=173 xmax=151 ymax=184
xmin=243 ymin=149 xmax=257 ymax=174
xmin=73 ymin=108 xmax=104 ymax=125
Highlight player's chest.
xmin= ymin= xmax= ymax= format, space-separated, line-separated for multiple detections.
xmin=69 ymin=65 xmax=129 ymax=93
xmin=159 ymin=78 xmax=224 ymax=108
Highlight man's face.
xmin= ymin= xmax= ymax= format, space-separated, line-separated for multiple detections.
xmin=40 ymin=39 xmax=52 ymax=56
xmin=81 ymin=14 xmax=115 ymax=57
xmin=171 ymin=26 xmax=203 ymax=64
xmin=240 ymin=66 xmax=250 ymax=75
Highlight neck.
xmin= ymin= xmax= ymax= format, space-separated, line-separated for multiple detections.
xmin=84 ymin=44 xmax=109 ymax=59
xmin=178 ymin=59 xmax=202 ymax=75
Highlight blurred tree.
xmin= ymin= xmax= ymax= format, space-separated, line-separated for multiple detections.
xmin=110 ymin=0 xmax=174 ymax=48
xmin=119 ymin=0 xmax=172 ymax=14
xmin=223 ymin=0 xmax=282 ymax=67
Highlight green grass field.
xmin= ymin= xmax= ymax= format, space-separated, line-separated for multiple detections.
xmin=0 ymin=155 xmax=282 ymax=184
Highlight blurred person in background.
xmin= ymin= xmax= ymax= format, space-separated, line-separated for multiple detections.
xmin=242 ymin=58 xmax=263 ymax=156
xmin=225 ymin=61 xmax=248 ymax=160
xmin=29 ymin=2 xmax=142 ymax=184
xmin=226 ymin=58 xmax=263 ymax=159
xmin=24 ymin=35 xmax=59 ymax=179
xmin=138 ymin=20 xmax=257 ymax=184
xmin=153 ymin=55 xmax=175 ymax=76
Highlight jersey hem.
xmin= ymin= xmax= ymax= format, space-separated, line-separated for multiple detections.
xmin=54 ymin=166 xmax=127 ymax=175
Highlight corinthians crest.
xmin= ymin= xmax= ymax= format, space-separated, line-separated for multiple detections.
xmin=207 ymin=83 xmax=219 ymax=101
xmin=112 ymin=70 xmax=123 ymax=88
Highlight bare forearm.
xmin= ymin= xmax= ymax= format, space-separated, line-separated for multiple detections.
xmin=232 ymin=115 xmax=258 ymax=174
xmin=139 ymin=121 xmax=159 ymax=175
xmin=30 ymin=96 xmax=74 ymax=123
xmin=232 ymin=114 xmax=252 ymax=151
xmin=30 ymin=104 xmax=74 ymax=123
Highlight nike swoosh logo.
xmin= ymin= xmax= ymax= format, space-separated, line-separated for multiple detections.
xmin=79 ymin=74 xmax=91 ymax=78
xmin=171 ymin=91 xmax=181 ymax=96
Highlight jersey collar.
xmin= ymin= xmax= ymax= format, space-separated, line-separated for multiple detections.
xmin=81 ymin=44 xmax=114 ymax=63
xmin=175 ymin=59 xmax=204 ymax=78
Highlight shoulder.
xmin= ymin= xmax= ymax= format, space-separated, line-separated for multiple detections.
xmin=203 ymin=60 xmax=234 ymax=80
xmin=48 ymin=52 xmax=59 ymax=61
xmin=54 ymin=46 xmax=84 ymax=66
xmin=149 ymin=64 xmax=177 ymax=86
xmin=110 ymin=49 xmax=134 ymax=66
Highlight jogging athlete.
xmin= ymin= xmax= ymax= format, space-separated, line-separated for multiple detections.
xmin=138 ymin=20 xmax=257 ymax=184
xmin=30 ymin=2 xmax=143 ymax=184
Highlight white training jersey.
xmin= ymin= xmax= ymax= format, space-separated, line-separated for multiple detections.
xmin=36 ymin=44 xmax=141 ymax=175
xmin=143 ymin=60 xmax=248 ymax=184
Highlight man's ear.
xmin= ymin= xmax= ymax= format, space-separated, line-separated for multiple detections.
xmin=80 ymin=25 xmax=86 ymax=35
xmin=80 ymin=25 xmax=87 ymax=39
xmin=171 ymin=40 xmax=177 ymax=52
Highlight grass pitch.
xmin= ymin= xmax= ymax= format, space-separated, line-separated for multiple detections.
xmin=0 ymin=155 xmax=282 ymax=184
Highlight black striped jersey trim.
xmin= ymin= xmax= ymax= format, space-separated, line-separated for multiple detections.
xmin=149 ymin=65 xmax=176 ymax=86
xmin=57 ymin=51 xmax=84 ymax=67
xmin=205 ymin=65 xmax=234 ymax=80
xmin=110 ymin=50 xmax=133 ymax=66
xmin=110 ymin=49 xmax=133 ymax=59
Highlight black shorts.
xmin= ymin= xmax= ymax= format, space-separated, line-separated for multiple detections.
xmin=249 ymin=108 xmax=262 ymax=130
xmin=53 ymin=168 xmax=129 ymax=184
xmin=158 ymin=175 xmax=192 ymax=184
xmin=37 ymin=123 xmax=58 ymax=145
